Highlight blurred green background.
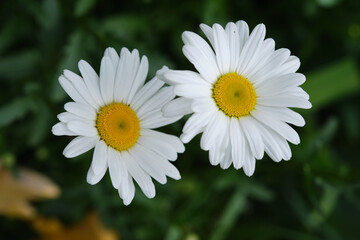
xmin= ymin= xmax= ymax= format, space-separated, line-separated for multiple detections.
xmin=1 ymin=0 xmax=360 ymax=239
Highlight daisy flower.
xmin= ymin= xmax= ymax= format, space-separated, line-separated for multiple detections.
xmin=157 ymin=21 xmax=311 ymax=176
xmin=52 ymin=47 xmax=184 ymax=205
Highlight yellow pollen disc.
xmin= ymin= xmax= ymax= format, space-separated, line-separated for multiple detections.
xmin=96 ymin=103 xmax=140 ymax=151
xmin=212 ymin=73 xmax=256 ymax=117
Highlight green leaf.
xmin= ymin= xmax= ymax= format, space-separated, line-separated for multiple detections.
xmin=303 ymin=58 xmax=360 ymax=110
xmin=0 ymin=19 xmax=19 ymax=54
xmin=316 ymin=0 xmax=341 ymax=8
xmin=316 ymin=179 xmax=339 ymax=216
xmin=75 ymin=0 xmax=97 ymax=17
xmin=0 ymin=97 xmax=33 ymax=127
xmin=202 ymin=0 xmax=227 ymax=24
xmin=101 ymin=14 xmax=149 ymax=42
xmin=164 ymin=226 xmax=182 ymax=240
xmin=49 ymin=30 xmax=85 ymax=103
xmin=247 ymin=181 xmax=274 ymax=201
xmin=311 ymin=117 xmax=339 ymax=152
xmin=42 ymin=0 xmax=60 ymax=29
xmin=19 ymin=0 xmax=47 ymax=26
xmin=210 ymin=187 xmax=246 ymax=240
xmin=342 ymin=105 xmax=360 ymax=140
xmin=0 ymin=50 xmax=40 ymax=80
xmin=27 ymin=99 xmax=52 ymax=146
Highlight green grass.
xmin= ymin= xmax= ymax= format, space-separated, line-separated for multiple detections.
xmin=0 ymin=0 xmax=359 ymax=239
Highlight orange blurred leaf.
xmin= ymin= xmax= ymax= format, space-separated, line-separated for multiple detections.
xmin=0 ymin=167 xmax=60 ymax=219
xmin=33 ymin=212 xmax=119 ymax=240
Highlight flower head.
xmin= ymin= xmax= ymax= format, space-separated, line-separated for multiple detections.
xmin=52 ymin=47 xmax=184 ymax=205
xmin=158 ymin=21 xmax=311 ymax=176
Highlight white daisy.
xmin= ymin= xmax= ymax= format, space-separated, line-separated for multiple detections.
xmin=52 ymin=47 xmax=184 ymax=205
xmin=157 ymin=21 xmax=311 ymax=176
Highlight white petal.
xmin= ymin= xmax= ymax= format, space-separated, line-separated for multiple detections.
xmin=208 ymin=116 xmax=228 ymax=166
xmin=182 ymin=31 xmax=220 ymax=83
xmin=181 ymin=111 xmax=212 ymax=143
xmin=107 ymin=147 xmax=127 ymax=189
xmin=245 ymin=38 xmax=275 ymax=79
xmin=113 ymin=48 xmax=130 ymax=102
xmin=122 ymin=151 xmax=156 ymax=199
xmin=225 ymin=22 xmax=240 ymax=72
xmin=183 ymin=44 xmax=220 ymax=84
xmin=243 ymin=156 xmax=256 ymax=177
xmin=86 ymin=162 xmax=108 ymax=185
xmin=78 ymin=60 xmax=104 ymax=106
xmin=63 ymin=136 xmax=98 ymax=158
xmin=127 ymin=55 xmax=149 ymax=103
xmin=235 ymin=132 xmax=255 ymax=176
xmin=220 ymin=145 xmax=232 ymax=169
xmin=236 ymin=20 xmax=250 ymax=55
xmin=63 ymin=70 xmax=100 ymax=109
xmin=260 ymin=123 xmax=292 ymax=161
xmin=251 ymin=109 xmax=300 ymax=144
xmin=140 ymin=111 xmax=182 ymax=129
xmin=141 ymin=129 xmax=185 ymax=154
xmin=255 ymin=73 xmax=305 ymax=95
xmin=160 ymin=161 xmax=181 ymax=180
xmin=52 ymin=122 xmax=76 ymax=136
xmin=128 ymin=144 xmax=167 ymax=184
xmin=138 ymin=134 xmax=178 ymax=162
xmin=191 ymin=97 xmax=216 ymax=113
xmin=199 ymin=23 xmax=214 ymax=47
xmin=258 ymin=56 xmax=301 ymax=82
xmin=183 ymin=111 xmax=210 ymax=133
xmin=104 ymin=47 xmax=119 ymax=69
xmin=273 ymin=132 xmax=292 ymax=160
xmin=161 ymin=69 xmax=211 ymax=86
xmin=58 ymin=75 xmax=86 ymax=103
xmin=119 ymin=174 xmax=135 ymax=206
xmin=99 ymin=56 xmax=115 ymax=104
xmin=113 ymin=48 xmax=140 ymax=104
xmin=174 ymin=83 xmax=212 ymax=98
xmin=209 ymin=147 xmax=224 ymax=166
xmin=180 ymin=128 xmax=205 ymax=144
xmin=91 ymin=140 xmax=108 ymax=174
xmin=237 ymin=24 xmax=266 ymax=75
xmin=67 ymin=121 xmax=97 ymax=136
xmin=251 ymin=119 xmax=283 ymax=162
xmin=239 ymin=116 xmax=264 ymax=159
xmin=250 ymin=48 xmax=290 ymax=83
xmin=212 ymin=23 xmax=231 ymax=74
xmin=257 ymin=94 xmax=312 ymax=109
xmin=285 ymin=87 xmax=310 ymax=100
xmin=162 ymin=97 xmax=193 ymax=118
xmin=57 ymin=112 xmax=93 ymax=125
xmin=137 ymin=86 xmax=175 ymax=118
xmin=131 ymin=77 xmax=164 ymax=111
xmin=229 ymin=118 xmax=245 ymax=169
xmin=64 ymin=102 xmax=96 ymax=120
xmin=255 ymin=105 xmax=305 ymax=127
xmin=275 ymin=55 xmax=301 ymax=76
xmin=200 ymin=112 xmax=224 ymax=151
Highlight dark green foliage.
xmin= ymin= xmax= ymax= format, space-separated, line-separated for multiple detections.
xmin=0 ymin=0 xmax=359 ymax=239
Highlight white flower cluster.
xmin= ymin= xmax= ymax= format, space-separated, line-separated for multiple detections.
xmin=53 ymin=20 xmax=311 ymax=205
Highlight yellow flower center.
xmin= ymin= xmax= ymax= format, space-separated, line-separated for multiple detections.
xmin=212 ymin=73 xmax=256 ymax=117
xmin=96 ymin=103 xmax=140 ymax=151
